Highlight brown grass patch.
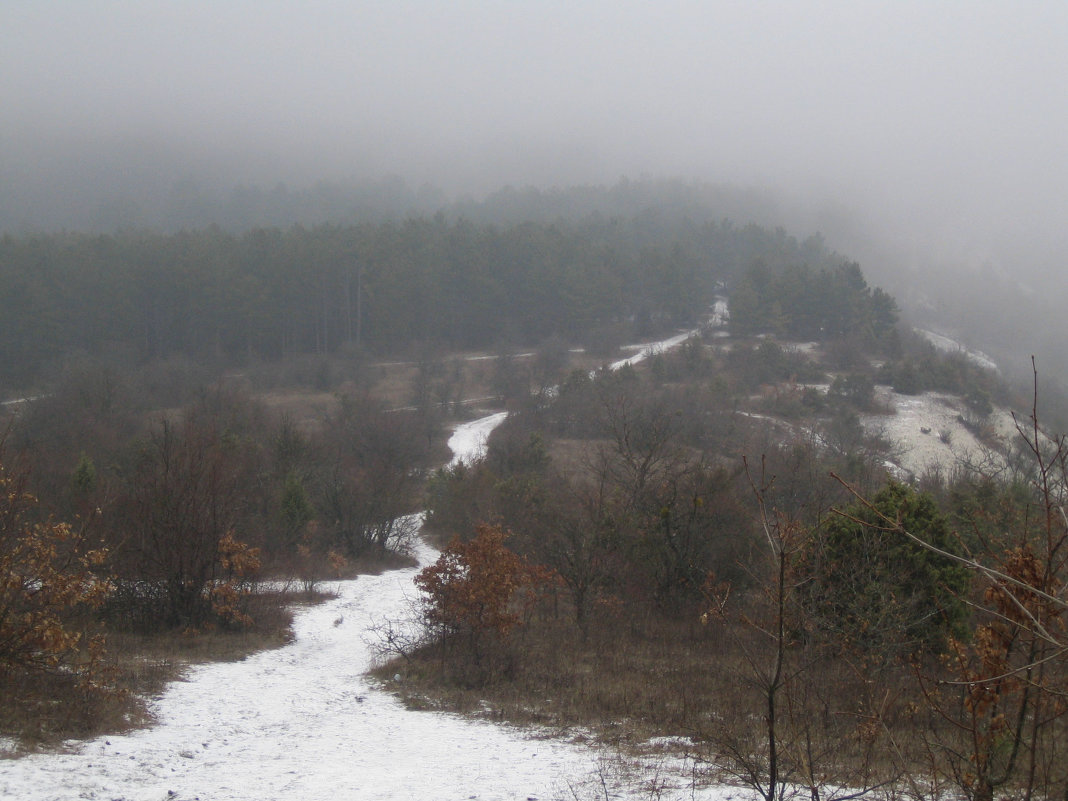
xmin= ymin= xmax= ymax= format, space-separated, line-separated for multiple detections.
xmin=256 ymin=389 xmax=340 ymax=432
xmin=374 ymin=610 xmax=728 ymax=748
xmin=346 ymin=548 xmax=419 ymax=576
xmin=365 ymin=362 xmax=420 ymax=407
xmin=374 ymin=605 xmax=928 ymax=787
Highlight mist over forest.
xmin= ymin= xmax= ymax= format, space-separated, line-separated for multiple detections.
xmin=11 ymin=7 xmax=1068 ymax=798
xmin=4 ymin=2 xmax=1067 ymax=393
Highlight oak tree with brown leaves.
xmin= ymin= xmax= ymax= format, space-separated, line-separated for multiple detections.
xmin=0 ymin=447 xmax=110 ymax=680
xmin=415 ymin=523 xmax=555 ymax=676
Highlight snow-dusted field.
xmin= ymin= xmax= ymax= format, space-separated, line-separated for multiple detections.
xmin=861 ymin=388 xmax=1021 ymax=479
xmin=916 ymin=329 xmax=998 ymax=372
xmin=7 ymin=323 xmax=1030 ymax=799
xmin=4 ymin=339 xmax=729 ymax=801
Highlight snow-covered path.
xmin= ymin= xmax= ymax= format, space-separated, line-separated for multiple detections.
xmin=608 ymin=329 xmax=700 ymax=372
xmin=2 ymin=552 xmax=620 ymax=799
xmin=3 ymin=334 xmax=713 ymax=801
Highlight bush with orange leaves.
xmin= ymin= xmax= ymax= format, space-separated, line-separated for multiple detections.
xmin=0 ymin=450 xmax=111 ymax=680
xmin=207 ymin=531 xmax=262 ymax=629
xmin=415 ymin=523 xmax=555 ymax=671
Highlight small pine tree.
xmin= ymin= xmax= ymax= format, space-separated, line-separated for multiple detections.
xmin=805 ymin=481 xmax=970 ymax=660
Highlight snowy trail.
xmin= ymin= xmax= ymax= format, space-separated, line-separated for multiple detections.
xmin=3 ymin=554 xmax=614 ymax=800
xmin=4 ymin=333 xmax=710 ymax=801
xmin=607 ymin=330 xmax=699 ymax=372
xmin=1 ymin=416 xmax=641 ymax=801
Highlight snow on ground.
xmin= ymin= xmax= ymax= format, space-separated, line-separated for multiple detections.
xmin=917 ymin=329 xmax=998 ymax=372
xmin=861 ymin=388 xmax=1020 ymax=479
xmin=0 ymin=394 xmax=43 ymax=407
xmin=446 ymin=411 xmax=508 ymax=468
xmin=608 ymin=329 xmax=699 ymax=372
xmin=709 ymin=297 xmax=728 ymax=328
xmin=9 ymin=326 xmax=1027 ymax=801
xmin=4 ymin=336 xmax=729 ymax=801
xmin=4 ymin=535 xmax=675 ymax=800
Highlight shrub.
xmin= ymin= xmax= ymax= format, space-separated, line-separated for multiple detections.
xmin=415 ymin=523 xmax=555 ymax=676
xmin=804 ymin=481 xmax=970 ymax=660
xmin=0 ymin=449 xmax=111 ymax=679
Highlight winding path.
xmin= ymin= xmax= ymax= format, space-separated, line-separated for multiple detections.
xmin=3 ymin=332 xmax=710 ymax=801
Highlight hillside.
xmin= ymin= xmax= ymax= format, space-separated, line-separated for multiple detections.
xmin=4 ymin=208 xmax=1067 ymax=800
xmin=383 ymin=266 xmax=1067 ymax=800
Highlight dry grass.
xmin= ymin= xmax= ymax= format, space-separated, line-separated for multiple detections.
xmin=256 ymin=389 xmax=341 ymax=432
xmin=1 ymin=345 xmax=504 ymax=750
xmin=375 ymin=603 xmax=932 ymax=792
xmin=250 ymin=343 xmax=621 ymax=421
xmin=345 ymin=548 xmax=419 ymax=576
xmin=375 ymin=609 xmax=731 ymax=748
xmin=364 ymin=361 xmax=421 ymax=407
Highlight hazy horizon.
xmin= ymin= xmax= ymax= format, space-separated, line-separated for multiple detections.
xmin=3 ymin=2 xmax=1067 ymax=290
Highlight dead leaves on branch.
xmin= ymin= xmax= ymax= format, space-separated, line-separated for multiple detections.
xmin=0 ymin=463 xmax=110 ymax=679
xmin=207 ymin=531 xmax=262 ymax=629
xmin=415 ymin=523 xmax=557 ymax=641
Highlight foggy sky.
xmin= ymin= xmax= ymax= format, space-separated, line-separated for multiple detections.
xmin=3 ymin=1 xmax=1067 ymax=284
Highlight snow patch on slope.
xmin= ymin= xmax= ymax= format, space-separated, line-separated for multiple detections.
xmin=861 ymin=388 xmax=1019 ymax=479
xmin=917 ymin=329 xmax=998 ymax=372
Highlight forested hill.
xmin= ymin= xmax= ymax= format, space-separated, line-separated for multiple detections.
xmin=0 ymin=215 xmax=843 ymax=388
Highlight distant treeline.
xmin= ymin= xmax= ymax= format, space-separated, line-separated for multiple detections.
xmin=0 ymin=172 xmax=812 ymax=238
xmin=0 ymin=213 xmax=841 ymax=387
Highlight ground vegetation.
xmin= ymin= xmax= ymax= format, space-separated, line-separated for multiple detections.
xmin=397 ymin=266 xmax=1068 ymax=801
xmin=7 ymin=188 xmax=1068 ymax=800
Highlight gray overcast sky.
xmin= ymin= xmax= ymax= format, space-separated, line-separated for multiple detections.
xmin=3 ymin=1 xmax=1067 ymax=276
